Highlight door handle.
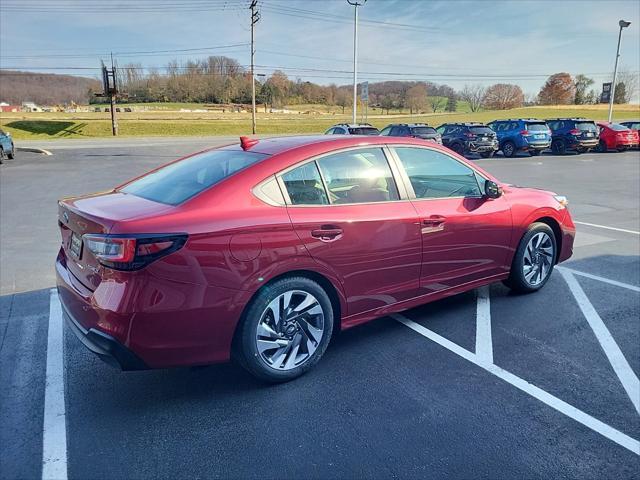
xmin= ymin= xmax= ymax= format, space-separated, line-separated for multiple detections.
xmin=311 ymin=226 xmax=343 ymax=242
xmin=422 ymin=215 xmax=446 ymax=227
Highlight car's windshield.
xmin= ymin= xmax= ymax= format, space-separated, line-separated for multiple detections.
xmin=576 ymin=122 xmax=597 ymax=132
xmin=348 ymin=127 xmax=380 ymax=135
xmin=411 ymin=127 xmax=437 ymax=135
xmin=121 ymin=148 xmax=269 ymax=205
xmin=469 ymin=127 xmax=493 ymax=134
xmin=525 ymin=123 xmax=548 ymax=131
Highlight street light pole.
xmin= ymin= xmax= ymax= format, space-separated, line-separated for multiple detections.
xmin=250 ymin=0 xmax=260 ymax=134
xmin=347 ymin=0 xmax=366 ymax=124
xmin=608 ymin=19 xmax=631 ymax=123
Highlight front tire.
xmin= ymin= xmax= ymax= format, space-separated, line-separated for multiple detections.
xmin=450 ymin=142 xmax=464 ymax=156
xmin=551 ymin=139 xmax=566 ymax=155
xmin=597 ymin=140 xmax=608 ymax=153
xmin=503 ymin=223 xmax=557 ymax=294
xmin=7 ymin=143 xmax=15 ymax=160
xmin=235 ymin=276 xmax=334 ymax=383
xmin=0 ymin=147 xmax=4 ymax=165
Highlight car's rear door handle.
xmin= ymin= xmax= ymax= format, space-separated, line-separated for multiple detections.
xmin=311 ymin=226 xmax=343 ymax=242
xmin=422 ymin=215 xmax=446 ymax=227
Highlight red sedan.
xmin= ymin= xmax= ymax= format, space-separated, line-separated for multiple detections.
xmin=596 ymin=121 xmax=639 ymax=152
xmin=57 ymin=135 xmax=575 ymax=382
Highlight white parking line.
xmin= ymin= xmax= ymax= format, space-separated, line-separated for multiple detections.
xmin=559 ymin=269 xmax=640 ymax=416
xmin=574 ymin=221 xmax=640 ymax=235
xmin=42 ymin=289 xmax=68 ymax=480
xmin=475 ymin=286 xmax=493 ymax=365
xmin=557 ymin=266 xmax=640 ymax=293
xmin=392 ymin=313 xmax=640 ymax=456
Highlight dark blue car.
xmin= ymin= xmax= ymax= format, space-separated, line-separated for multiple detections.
xmin=487 ymin=119 xmax=551 ymax=157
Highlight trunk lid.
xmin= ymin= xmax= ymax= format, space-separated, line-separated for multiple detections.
xmin=58 ymin=191 xmax=171 ymax=291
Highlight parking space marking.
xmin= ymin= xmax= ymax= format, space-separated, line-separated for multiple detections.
xmin=42 ymin=289 xmax=68 ymax=480
xmin=559 ymin=269 xmax=640 ymax=415
xmin=557 ymin=266 xmax=640 ymax=293
xmin=392 ymin=313 xmax=640 ymax=455
xmin=475 ymin=286 xmax=493 ymax=365
xmin=574 ymin=221 xmax=640 ymax=235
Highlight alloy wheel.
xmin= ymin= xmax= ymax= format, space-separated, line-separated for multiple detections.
xmin=522 ymin=232 xmax=554 ymax=286
xmin=255 ymin=290 xmax=325 ymax=371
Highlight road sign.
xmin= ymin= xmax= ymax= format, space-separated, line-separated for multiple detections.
xmin=361 ymin=81 xmax=369 ymax=102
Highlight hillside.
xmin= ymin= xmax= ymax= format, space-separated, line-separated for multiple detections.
xmin=0 ymin=70 xmax=101 ymax=105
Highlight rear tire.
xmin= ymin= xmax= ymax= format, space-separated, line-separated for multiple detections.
xmin=502 ymin=141 xmax=516 ymax=158
xmin=503 ymin=222 xmax=557 ymax=294
xmin=234 ymin=276 xmax=334 ymax=383
xmin=617 ymin=146 xmax=628 ymax=152
xmin=551 ymin=139 xmax=566 ymax=155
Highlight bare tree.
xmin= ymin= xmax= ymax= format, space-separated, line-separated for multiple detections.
xmin=615 ymin=67 xmax=639 ymax=104
xmin=482 ymin=83 xmax=524 ymax=110
xmin=459 ymin=84 xmax=486 ymax=112
xmin=405 ymin=84 xmax=427 ymax=114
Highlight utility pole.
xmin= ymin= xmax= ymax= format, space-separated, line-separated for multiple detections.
xmin=607 ymin=19 xmax=631 ymax=123
xmin=250 ymin=0 xmax=260 ymax=134
xmin=109 ymin=53 xmax=118 ymax=136
xmin=347 ymin=0 xmax=366 ymax=124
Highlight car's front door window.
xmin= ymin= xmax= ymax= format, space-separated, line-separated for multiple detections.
xmin=393 ymin=147 xmax=481 ymax=199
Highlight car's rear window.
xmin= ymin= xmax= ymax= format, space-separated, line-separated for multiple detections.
xmin=576 ymin=122 xmax=597 ymax=132
xmin=411 ymin=127 xmax=437 ymax=135
xmin=121 ymin=148 xmax=269 ymax=205
xmin=525 ymin=123 xmax=548 ymax=131
xmin=469 ymin=127 xmax=493 ymax=134
xmin=348 ymin=127 xmax=380 ymax=135
xmin=609 ymin=123 xmax=630 ymax=131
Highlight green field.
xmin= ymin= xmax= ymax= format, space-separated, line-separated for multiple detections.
xmin=2 ymin=104 xmax=638 ymax=140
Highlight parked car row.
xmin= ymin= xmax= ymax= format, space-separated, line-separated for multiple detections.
xmin=324 ymin=118 xmax=639 ymax=157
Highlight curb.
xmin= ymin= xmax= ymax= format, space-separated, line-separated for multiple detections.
xmin=16 ymin=147 xmax=53 ymax=156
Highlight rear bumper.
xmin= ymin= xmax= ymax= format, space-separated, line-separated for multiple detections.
xmin=467 ymin=141 xmax=498 ymax=153
xmin=569 ymin=139 xmax=598 ymax=149
xmin=62 ymin=301 xmax=148 ymax=370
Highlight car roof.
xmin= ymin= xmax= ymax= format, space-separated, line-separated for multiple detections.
xmin=384 ymin=123 xmax=431 ymax=127
xmin=225 ymin=134 xmax=436 ymax=156
xmin=330 ymin=123 xmax=376 ymax=128
xmin=491 ymin=118 xmax=546 ymax=122
xmin=545 ymin=117 xmax=594 ymax=121
xmin=439 ymin=122 xmax=488 ymax=127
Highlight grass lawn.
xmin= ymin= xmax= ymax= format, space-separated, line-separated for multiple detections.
xmin=2 ymin=104 xmax=638 ymax=140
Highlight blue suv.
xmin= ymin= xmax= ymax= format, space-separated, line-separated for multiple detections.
xmin=487 ymin=119 xmax=551 ymax=157
xmin=0 ymin=129 xmax=15 ymax=164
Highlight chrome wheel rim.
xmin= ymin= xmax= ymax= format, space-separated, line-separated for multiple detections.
xmin=255 ymin=290 xmax=325 ymax=371
xmin=523 ymin=232 xmax=554 ymax=286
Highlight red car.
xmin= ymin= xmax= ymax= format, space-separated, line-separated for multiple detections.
xmin=596 ymin=121 xmax=639 ymax=152
xmin=57 ymin=135 xmax=575 ymax=382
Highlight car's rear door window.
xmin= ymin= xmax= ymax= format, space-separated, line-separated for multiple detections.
xmin=316 ymin=148 xmax=400 ymax=204
xmin=121 ymin=148 xmax=269 ymax=205
xmin=609 ymin=123 xmax=630 ymax=131
xmin=393 ymin=147 xmax=481 ymax=199
xmin=281 ymin=162 xmax=329 ymax=205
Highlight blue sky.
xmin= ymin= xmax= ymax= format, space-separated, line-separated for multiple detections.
xmin=1 ymin=0 xmax=639 ymax=98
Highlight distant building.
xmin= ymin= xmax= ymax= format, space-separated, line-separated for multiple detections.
xmin=21 ymin=101 xmax=42 ymax=112
xmin=0 ymin=102 xmax=21 ymax=112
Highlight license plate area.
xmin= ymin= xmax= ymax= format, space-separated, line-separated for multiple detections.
xmin=69 ymin=232 xmax=83 ymax=259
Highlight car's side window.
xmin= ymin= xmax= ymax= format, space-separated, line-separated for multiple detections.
xmin=379 ymin=126 xmax=392 ymax=136
xmin=281 ymin=161 xmax=329 ymax=205
xmin=389 ymin=126 xmax=402 ymax=136
xmin=393 ymin=147 xmax=482 ymax=199
xmin=316 ymin=148 xmax=400 ymax=204
xmin=436 ymin=125 xmax=446 ymax=134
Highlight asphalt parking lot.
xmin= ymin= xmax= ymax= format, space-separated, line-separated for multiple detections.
xmin=1 ymin=141 xmax=639 ymax=479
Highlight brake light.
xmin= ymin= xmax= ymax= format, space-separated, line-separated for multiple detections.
xmin=520 ymin=130 xmax=530 ymax=136
xmin=83 ymin=234 xmax=187 ymax=271
xmin=569 ymin=129 xmax=581 ymax=136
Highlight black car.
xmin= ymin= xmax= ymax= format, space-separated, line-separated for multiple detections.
xmin=379 ymin=123 xmax=442 ymax=144
xmin=435 ymin=123 xmax=498 ymax=158
xmin=545 ymin=118 xmax=599 ymax=154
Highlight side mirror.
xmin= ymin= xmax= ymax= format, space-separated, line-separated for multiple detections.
xmin=484 ymin=180 xmax=502 ymax=199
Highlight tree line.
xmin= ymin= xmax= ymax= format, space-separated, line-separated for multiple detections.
xmin=1 ymin=56 xmax=637 ymax=110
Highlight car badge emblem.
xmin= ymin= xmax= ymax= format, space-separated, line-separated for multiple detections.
xmin=63 ymin=211 xmax=69 ymax=223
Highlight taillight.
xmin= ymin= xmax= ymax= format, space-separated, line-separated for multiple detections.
xmin=83 ymin=234 xmax=187 ymax=271
xmin=464 ymin=132 xmax=476 ymax=138
xmin=520 ymin=130 xmax=530 ymax=136
xmin=569 ymin=129 xmax=581 ymax=136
